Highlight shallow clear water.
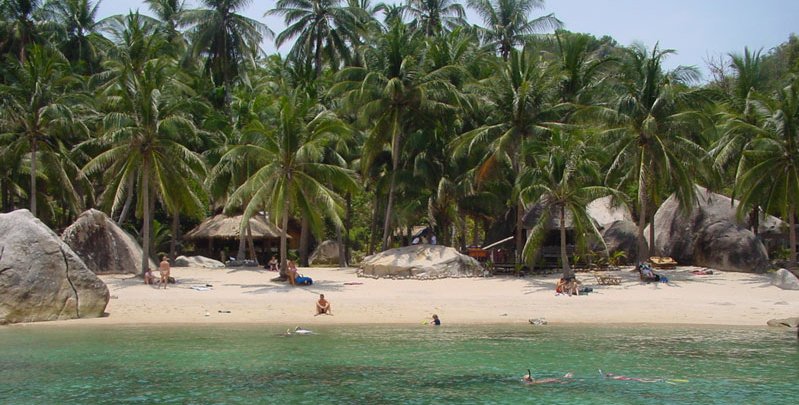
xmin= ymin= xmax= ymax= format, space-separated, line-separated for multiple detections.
xmin=0 ymin=323 xmax=797 ymax=404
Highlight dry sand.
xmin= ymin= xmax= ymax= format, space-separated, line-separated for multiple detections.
xmin=44 ymin=265 xmax=799 ymax=327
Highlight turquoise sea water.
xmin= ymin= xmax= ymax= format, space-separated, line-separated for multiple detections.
xmin=0 ymin=323 xmax=797 ymax=404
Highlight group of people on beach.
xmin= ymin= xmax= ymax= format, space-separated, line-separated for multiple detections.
xmin=143 ymin=255 xmax=172 ymax=289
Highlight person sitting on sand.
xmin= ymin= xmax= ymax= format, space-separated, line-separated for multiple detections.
xmin=315 ymin=294 xmax=332 ymax=315
xmin=522 ymin=369 xmax=573 ymax=384
xmin=430 ymin=314 xmax=441 ymax=325
xmin=555 ymin=277 xmax=579 ymax=296
xmin=267 ymin=255 xmax=278 ymax=271
xmin=158 ymin=255 xmax=171 ymax=289
xmin=144 ymin=268 xmax=155 ymax=285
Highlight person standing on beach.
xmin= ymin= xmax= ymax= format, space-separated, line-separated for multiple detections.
xmin=159 ymin=256 xmax=170 ymax=289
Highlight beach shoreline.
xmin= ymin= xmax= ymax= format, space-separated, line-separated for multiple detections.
xmin=7 ymin=265 xmax=796 ymax=328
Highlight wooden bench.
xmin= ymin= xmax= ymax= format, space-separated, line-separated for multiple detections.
xmin=592 ymin=271 xmax=622 ymax=285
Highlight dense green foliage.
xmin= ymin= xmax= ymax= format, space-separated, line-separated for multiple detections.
xmin=1 ymin=0 xmax=798 ymax=272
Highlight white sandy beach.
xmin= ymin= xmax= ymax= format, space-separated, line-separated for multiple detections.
xmin=32 ymin=265 xmax=799 ymax=327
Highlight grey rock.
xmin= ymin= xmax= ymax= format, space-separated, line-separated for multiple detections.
xmin=767 ymin=317 xmax=799 ymax=327
xmin=309 ymin=240 xmax=342 ymax=266
xmin=587 ymin=196 xmax=633 ymax=227
xmin=649 ymin=186 xmax=770 ymax=273
xmin=601 ymin=220 xmax=639 ymax=264
xmin=62 ymin=209 xmax=155 ymax=274
xmin=772 ymin=268 xmax=799 ymax=290
xmin=174 ymin=255 xmax=224 ymax=269
xmin=1 ymin=209 xmax=109 ymax=324
xmin=173 ymin=256 xmax=190 ymax=267
xmin=359 ymin=245 xmax=482 ymax=279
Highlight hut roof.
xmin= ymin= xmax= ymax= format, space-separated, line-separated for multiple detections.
xmin=184 ymin=214 xmax=287 ymax=240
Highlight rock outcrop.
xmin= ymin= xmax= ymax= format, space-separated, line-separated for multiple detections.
xmin=601 ymin=220 xmax=639 ymax=264
xmin=0 ymin=209 xmax=109 ymax=324
xmin=359 ymin=245 xmax=482 ymax=279
xmin=772 ymin=268 xmax=799 ymax=290
xmin=173 ymin=255 xmax=225 ymax=269
xmin=62 ymin=209 xmax=155 ymax=274
xmin=309 ymin=240 xmax=342 ymax=266
xmin=587 ymin=196 xmax=633 ymax=227
xmin=649 ymin=186 xmax=771 ymax=273
xmin=767 ymin=317 xmax=799 ymax=327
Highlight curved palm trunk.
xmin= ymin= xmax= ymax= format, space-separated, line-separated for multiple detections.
xmin=30 ymin=137 xmax=37 ymax=217
xmin=246 ymin=224 xmax=257 ymax=262
xmin=117 ymin=176 xmax=135 ymax=224
xmin=237 ymin=226 xmax=247 ymax=260
xmin=140 ymin=164 xmax=151 ymax=276
xmin=560 ymin=205 xmax=572 ymax=278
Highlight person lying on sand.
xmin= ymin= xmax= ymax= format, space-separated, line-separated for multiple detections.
xmin=522 ymin=369 xmax=573 ymax=384
xmin=315 ymin=294 xmax=332 ymax=316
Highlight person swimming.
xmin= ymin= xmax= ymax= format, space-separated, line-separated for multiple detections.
xmin=522 ymin=369 xmax=573 ymax=384
xmin=600 ymin=369 xmax=661 ymax=383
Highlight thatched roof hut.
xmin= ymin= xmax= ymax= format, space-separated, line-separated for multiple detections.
xmin=184 ymin=214 xmax=286 ymax=240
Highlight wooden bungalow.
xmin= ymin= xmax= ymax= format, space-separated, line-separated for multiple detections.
xmin=184 ymin=214 xmax=296 ymax=264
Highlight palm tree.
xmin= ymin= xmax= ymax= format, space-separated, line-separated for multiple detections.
xmin=0 ymin=44 xmax=87 ymax=218
xmin=519 ymin=130 xmax=616 ymax=278
xmin=183 ymin=0 xmax=273 ymax=105
xmin=0 ymin=0 xmax=48 ymax=63
xmin=84 ymin=54 xmax=206 ymax=276
xmin=269 ymin=0 xmax=363 ymax=77
xmin=466 ymin=0 xmax=561 ymax=60
xmin=602 ymin=43 xmax=708 ymax=263
xmin=42 ymin=0 xmax=106 ymax=74
xmin=144 ymin=0 xmax=189 ymax=54
xmin=452 ymin=46 xmax=558 ymax=261
xmin=405 ymin=0 xmax=465 ymax=36
xmin=735 ymin=77 xmax=799 ymax=268
xmin=332 ymin=20 xmax=458 ymax=250
xmin=221 ymin=88 xmax=358 ymax=277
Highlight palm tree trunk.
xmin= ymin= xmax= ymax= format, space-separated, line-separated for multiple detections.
xmin=140 ymin=165 xmax=151 ymax=276
xmin=381 ymin=171 xmax=397 ymax=251
xmin=515 ymin=200 xmax=524 ymax=263
xmin=750 ymin=206 xmax=760 ymax=236
xmin=300 ymin=217 xmax=310 ymax=266
xmin=336 ymin=224 xmax=347 ymax=267
xmin=345 ymin=193 xmax=352 ymax=264
xmin=472 ymin=217 xmax=479 ymax=246
xmin=237 ymin=224 xmax=247 ymax=260
xmin=117 ymin=176 xmax=135 ymax=224
xmin=246 ymin=224 xmax=257 ymax=262
xmin=789 ymin=206 xmax=797 ymax=269
xmin=636 ymin=168 xmax=648 ymax=264
xmin=30 ymin=137 xmax=37 ymax=217
xmin=368 ymin=191 xmax=380 ymax=255
xmin=560 ymin=205 xmax=572 ymax=278
xmin=648 ymin=208 xmax=657 ymax=257
xmin=280 ymin=197 xmax=291 ymax=279
xmin=169 ymin=212 xmax=179 ymax=261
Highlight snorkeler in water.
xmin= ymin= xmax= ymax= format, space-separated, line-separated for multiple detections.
xmin=599 ymin=369 xmax=661 ymax=383
xmin=522 ymin=369 xmax=573 ymax=384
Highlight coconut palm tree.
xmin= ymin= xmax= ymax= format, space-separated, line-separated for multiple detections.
xmin=452 ymin=46 xmax=558 ymax=262
xmin=220 ymin=88 xmax=358 ymax=277
xmin=0 ymin=0 xmax=48 ymax=63
xmin=41 ymin=0 xmax=107 ymax=74
xmin=268 ymin=0 xmax=363 ymax=77
xmin=602 ymin=43 xmax=708 ymax=263
xmin=84 ymin=53 xmax=206 ymax=275
xmin=0 ymin=44 xmax=88 ymax=219
xmin=183 ymin=0 xmax=273 ymax=105
xmin=735 ymin=77 xmax=799 ymax=268
xmin=405 ymin=0 xmax=465 ymax=36
xmin=332 ymin=20 xmax=458 ymax=250
xmin=519 ymin=130 xmax=617 ymax=278
xmin=466 ymin=0 xmax=561 ymax=60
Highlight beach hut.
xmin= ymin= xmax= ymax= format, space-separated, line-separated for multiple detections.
xmin=184 ymin=214 xmax=293 ymax=263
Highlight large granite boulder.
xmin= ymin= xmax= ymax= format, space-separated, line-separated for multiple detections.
xmin=772 ymin=268 xmax=799 ymax=290
xmin=173 ymin=255 xmax=225 ymax=268
xmin=0 ymin=209 xmax=109 ymax=324
xmin=309 ymin=240 xmax=342 ymax=266
xmin=62 ymin=209 xmax=155 ymax=274
xmin=601 ymin=220 xmax=639 ymax=264
xmin=587 ymin=196 xmax=633 ymax=227
xmin=649 ymin=186 xmax=771 ymax=273
xmin=359 ymin=245 xmax=482 ymax=279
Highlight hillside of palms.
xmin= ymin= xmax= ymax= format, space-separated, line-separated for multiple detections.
xmin=2 ymin=0 xmax=799 ymax=278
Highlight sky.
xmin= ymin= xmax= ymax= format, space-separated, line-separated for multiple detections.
xmin=95 ymin=0 xmax=799 ymax=80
